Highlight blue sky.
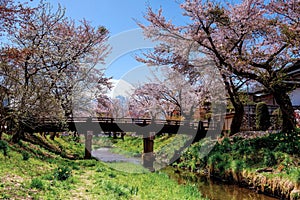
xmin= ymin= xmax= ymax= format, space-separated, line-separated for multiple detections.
xmin=42 ymin=0 xmax=185 ymax=80
xmin=49 ymin=0 xmax=182 ymax=35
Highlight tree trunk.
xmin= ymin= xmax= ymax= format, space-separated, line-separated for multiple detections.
xmin=222 ymin=76 xmax=244 ymax=135
xmin=49 ymin=132 xmax=56 ymax=140
xmin=231 ymin=101 xmax=244 ymax=135
xmin=272 ymin=90 xmax=296 ymax=133
xmin=11 ymin=129 xmax=24 ymax=143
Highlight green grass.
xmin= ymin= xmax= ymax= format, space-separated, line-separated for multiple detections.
xmin=109 ymin=135 xmax=143 ymax=157
xmin=105 ymin=162 xmax=149 ymax=173
xmin=0 ymin=133 xmax=207 ymax=199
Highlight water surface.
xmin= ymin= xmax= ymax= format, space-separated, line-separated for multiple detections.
xmin=164 ymin=168 xmax=278 ymax=200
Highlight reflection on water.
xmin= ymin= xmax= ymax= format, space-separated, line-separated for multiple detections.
xmin=164 ymin=167 xmax=278 ymax=200
xmin=196 ymin=178 xmax=278 ymax=200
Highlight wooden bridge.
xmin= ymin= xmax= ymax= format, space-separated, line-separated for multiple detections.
xmin=18 ymin=117 xmax=222 ymax=171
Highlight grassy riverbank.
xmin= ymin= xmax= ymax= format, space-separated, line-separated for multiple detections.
xmin=105 ymin=131 xmax=300 ymax=199
xmin=176 ymin=130 xmax=300 ymax=199
xmin=0 ymin=133 xmax=206 ymax=199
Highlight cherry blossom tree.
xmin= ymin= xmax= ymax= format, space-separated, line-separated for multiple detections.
xmin=128 ymin=67 xmax=219 ymax=122
xmin=96 ymin=94 xmax=128 ymax=118
xmin=129 ymin=83 xmax=170 ymax=119
xmin=0 ymin=2 xmax=110 ymax=142
xmin=0 ymin=0 xmax=33 ymax=36
xmin=0 ymin=0 xmax=34 ymax=140
xmin=137 ymin=41 xmax=247 ymax=134
xmin=138 ymin=0 xmax=299 ymax=133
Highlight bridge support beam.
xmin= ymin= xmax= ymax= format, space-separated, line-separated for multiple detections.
xmin=142 ymin=134 xmax=155 ymax=172
xmin=84 ymin=131 xmax=93 ymax=159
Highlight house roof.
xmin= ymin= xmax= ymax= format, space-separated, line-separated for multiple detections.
xmin=285 ymin=61 xmax=300 ymax=83
xmin=285 ymin=61 xmax=300 ymax=75
xmin=242 ymin=61 xmax=300 ymax=97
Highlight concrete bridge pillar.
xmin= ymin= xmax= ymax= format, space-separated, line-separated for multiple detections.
xmin=142 ymin=133 xmax=155 ymax=172
xmin=84 ymin=117 xmax=93 ymax=159
xmin=84 ymin=131 xmax=93 ymax=159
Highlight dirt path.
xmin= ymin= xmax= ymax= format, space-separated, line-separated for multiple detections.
xmin=70 ymin=170 xmax=95 ymax=200
xmin=91 ymin=147 xmax=141 ymax=164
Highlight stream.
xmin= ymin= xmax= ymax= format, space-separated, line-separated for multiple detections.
xmin=92 ymin=147 xmax=141 ymax=164
xmin=92 ymin=148 xmax=278 ymax=200
xmin=164 ymin=167 xmax=279 ymax=200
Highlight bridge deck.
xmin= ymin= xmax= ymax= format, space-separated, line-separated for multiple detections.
xmin=16 ymin=117 xmax=220 ymax=137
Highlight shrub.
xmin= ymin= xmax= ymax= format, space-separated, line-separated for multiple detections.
xmin=256 ymin=102 xmax=271 ymax=131
xmin=30 ymin=178 xmax=44 ymax=190
xmin=208 ymin=152 xmax=224 ymax=172
xmin=229 ymin=159 xmax=244 ymax=171
xmin=129 ymin=186 xmax=139 ymax=195
xmin=69 ymin=162 xmax=80 ymax=170
xmin=96 ymin=167 xmax=106 ymax=172
xmin=17 ymin=140 xmax=23 ymax=146
xmin=53 ymin=166 xmax=72 ymax=181
xmin=81 ymin=160 xmax=97 ymax=167
xmin=294 ymin=169 xmax=300 ymax=184
xmin=274 ymin=132 xmax=300 ymax=154
xmin=0 ymin=140 xmax=8 ymax=156
xmin=220 ymin=137 xmax=232 ymax=153
xmin=42 ymin=173 xmax=55 ymax=180
xmin=103 ymin=181 xmax=128 ymax=197
xmin=22 ymin=151 xmax=30 ymax=161
xmin=263 ymin=150 xmax=277 ymax=167
xmin=108 ymin=172 xmax=116 ymax=178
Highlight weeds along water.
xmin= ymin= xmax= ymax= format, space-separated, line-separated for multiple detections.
xmin=175 ymin=130 xmax=300 ymax=199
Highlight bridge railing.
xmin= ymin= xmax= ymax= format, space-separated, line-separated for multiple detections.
xmin=68 ymin=117 xmax=194 ymax=126
xmin=30 ymin=116 xmax=221 ymax=133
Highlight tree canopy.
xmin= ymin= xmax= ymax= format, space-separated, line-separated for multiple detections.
xmin=0 ymin=1 xmax=111 ymax=142
xmin=138 ymin=0 xmax=300 ymax=133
